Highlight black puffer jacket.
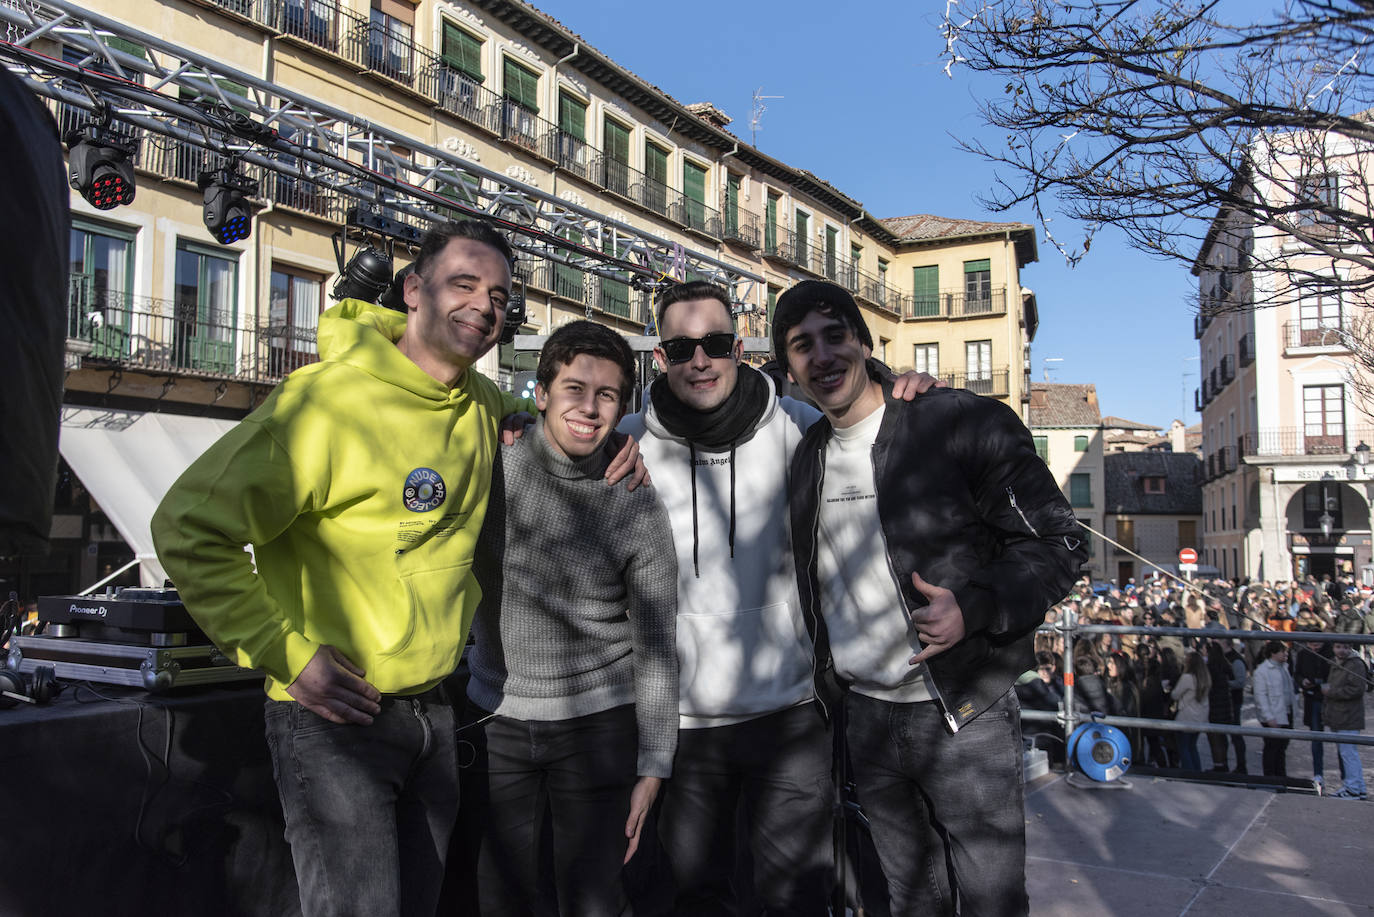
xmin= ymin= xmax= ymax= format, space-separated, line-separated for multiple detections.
xmin=790 ymin=372 xmax=1088 ymax=731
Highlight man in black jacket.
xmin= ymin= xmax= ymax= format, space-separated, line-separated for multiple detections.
xmin=774 ymin=281 xmax=1087 ymax=917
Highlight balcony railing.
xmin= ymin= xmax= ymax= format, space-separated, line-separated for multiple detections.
xmin=1241 ymin=426 xmax=1374 ymax=458
xmin=1238 ymin=333 xmax=1255 ymax=366
xmin=1220 ymin=353 xmax=1235 ymax=385
xmin=589 ymin=274 xmax=649 ymax=324
xmin=722 ymin=210 xmax=760 ymax=249
xmin=67 ymin=276 xmax=314 ymax=383
xmin=858 ymin=274 xmax=905 ymax=317
xmin=546 ymin=130 xmax=593 ymax=181
xmin=1283 ymin=319 xmax=1349 ymax=352
xmin=762 ymin=226 xmax=803 ymax=267
xmin=672 ymin=197 xmax=721 ymax=238
xmin=904 ymin=288 xmax=1008 ymax=321
xmin=429 ymin=65 xmax=502 ymax=132
xmin=938 ymin=369 xmax=1010 ymax=398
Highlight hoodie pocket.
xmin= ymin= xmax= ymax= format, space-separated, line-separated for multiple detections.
xmin=677 ymin=601 xmax=814 ymax=718
xmin=369 ymin=563 xmax=471 ymax=689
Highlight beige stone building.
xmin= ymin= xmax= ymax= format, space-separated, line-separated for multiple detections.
xmin=1195 ymin=130 xmax=1374 ymax=582
xmin=3 ymin=0 xmax=1048 ymax=594
xmin=1028 ymin=383 xmax=1105 ymax=579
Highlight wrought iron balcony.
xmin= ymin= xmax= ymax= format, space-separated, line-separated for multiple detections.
xmin=546 ymin=130 xmax=593 ymax=181
xmin=722 ymin=210 xmax=760 ymax=249
xmin=904 ymin=288 xmax=1008 ymax=321
xmin=1238 ymin=332 xmax=1255 ymax=366
xmin=589 ymin=273 xmax=648 ymax=323
xmin=428 ymin=65 xmax=502 ymax=133
xmin=1283 ymin=319 xmax=1349 ymax=352
xmin=761 ymin=226 xmax=803 ymax=267
xmin=672 ymin=198 xmax=721 ymax=238
xmin=260 ymin=0 xmax=355 ymax=55
xmin=66 ymin=275 xmax=307 ymax=383
xmin=938 ymin=369 xmax=1010 ymax=398
xmin=1220 ymin=353 xmax=1235 ymax=385
xmin=590 ymin=155 xmax=634 ymax=200
xmin=857 ymin=274 xmax=904 ymax=317
xmin=1241 ymin=426 xmax=1374 ymax=458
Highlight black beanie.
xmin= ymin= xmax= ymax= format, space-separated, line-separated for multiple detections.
xmin=771 ymin=280 xmax=874 ymax=368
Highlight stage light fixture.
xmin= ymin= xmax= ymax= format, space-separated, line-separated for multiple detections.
xmin=332 ymin=247 xmax=395 ymax=304
xmin=198 ymin=167 xmax=259 ymax=244
xmin=66 ymin=127 xmax=136 ymax=210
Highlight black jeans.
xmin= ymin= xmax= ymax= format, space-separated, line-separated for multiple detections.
xmin=459 ymin=703 xmax=639 ymax=917
xmin=1261 ymin=726 xmax=1291 ymax=778
xmin=657 ymin=703 xmax=834 ymax=916
xmin=264 ymin=686 xmax=458 ymax=917
xmin=846 ymin=690 xmax=1028 ymax=917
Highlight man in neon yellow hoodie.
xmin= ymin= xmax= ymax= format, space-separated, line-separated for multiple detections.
xmin=152 ymin=220 xmax=640 ymax=917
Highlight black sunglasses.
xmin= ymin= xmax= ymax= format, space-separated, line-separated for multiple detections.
xmin=659 ymin=332 xmax=736 ymax=364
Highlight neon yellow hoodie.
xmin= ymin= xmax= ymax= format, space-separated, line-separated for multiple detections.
xmin=151 ymin=299 xmax=532 ymax=700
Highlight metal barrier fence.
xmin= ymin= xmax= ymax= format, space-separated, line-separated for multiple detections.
xmin=1030 ymin=614 xmax=1374 ymax=749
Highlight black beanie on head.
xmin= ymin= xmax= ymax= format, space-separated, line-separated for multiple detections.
xmin=771 ymin=280 xmax=874 ymax=368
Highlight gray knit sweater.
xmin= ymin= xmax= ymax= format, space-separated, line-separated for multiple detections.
xmin=468 ymin=419 xmax=680 ymax=777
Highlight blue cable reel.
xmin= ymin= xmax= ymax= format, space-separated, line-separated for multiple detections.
xmin=1066 ymin=719 xmax=1132 ymax=782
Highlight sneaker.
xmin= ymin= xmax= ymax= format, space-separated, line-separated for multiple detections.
xmin=1331 ymin=788 xmax=1367 ymax=800
xmin=1313 ymin=775 xmax=1324 ymax=795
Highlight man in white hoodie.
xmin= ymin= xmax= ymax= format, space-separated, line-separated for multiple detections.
xmin=619 ymin=280 xmax=929 ymax=914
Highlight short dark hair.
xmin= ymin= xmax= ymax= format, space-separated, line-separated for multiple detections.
xmin=771 ymin=280 xmax=874 ymax=371
xmin=656 ymin=280 xmax=733 ymax=330
xmin=413 ymin=220 xmax=515 ymax=279
xmin=536 ymin=320 xmax=636 ymax=407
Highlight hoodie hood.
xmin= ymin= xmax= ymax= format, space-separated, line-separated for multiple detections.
xmin=316 ymin=299 xmax=466 ymax=402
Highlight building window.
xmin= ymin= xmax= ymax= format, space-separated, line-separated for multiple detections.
xmin=766 ymin=284 xmax=780 ymax=331
xmin=1117 ymin=518 xmax=1135 ymax=551
xmin=825 ymin=225 xmax=838 ymax=279
xmin=502 ymin=57 xmax=539 ymax=112
xmin=966 ymin=339 xmax=992 ymax=392
xmin=1297 ymin=171 xmax=1339 ymax=222
xmin=682 ymin=159 xmax=708 ymax=228
xmin=1033 ymin=435 xmax=1049 ymax=463
xmin=1302 ymin=482 xmax=1343 ymax=531
xmin=1303 ymin=384 xmax=1345 ymax=453
xmin=368 ymin=0 xmax=414 ymax=81
xmin=914 ymin=343 xmax=938 ymax=377
xmin=640 ymin=142 xmax=670 ymax=215
xmin=70 ymin=219 xmax=135 ymax=360
xmin=268 ymin=265 xmax=323 ymax=375
xmin=795 ymin=210 xmax=809 ymax=262
xmin=602 ymin=118 xmax=631 ymax=196
xmin=878 ymin=337 xmax=889 ymax=363
xmin=1178 ymin=520 xmax=1196 ymax=548
xmin=764 ymin=191 xmax=779 ymax=251
xmin=912 ymin=264 xmax=939 ymax=317
xmin=725 ymin=173 xmax=742 ymax=236
xmin=1143 ymin=475 xmax=1166 ymax=494
xmin=553 ymin=91 xmax=589 ymax=172
xmin=174 ymin=241 xmax=238 ymax=375
xmin=964 ymin=258 xmax=992 ymax=312
xmin=1297 ymin=285 xmax=1342 ymax=345
xmin=877 ymin=258 xmax=889 ymax=294
xmin=1069 ymin=473 xmax=1092 ymax=507
xmin=440 ymin=21 xmax=483 ymax=82
xmin=1074 ymin=434 xmax=1089 ymax=452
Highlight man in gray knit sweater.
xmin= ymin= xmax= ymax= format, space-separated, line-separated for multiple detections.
xmin=460 ymin=320 xmax=679 ymax=917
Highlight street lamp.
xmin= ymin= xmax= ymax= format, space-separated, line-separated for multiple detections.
xmin=1356 ymin=441 xmax=1370 ymax=468
xmin=1320 ymin=510 xmax=1335 ymax=537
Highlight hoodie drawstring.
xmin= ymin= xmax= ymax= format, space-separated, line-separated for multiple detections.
xmin=687 ymin=441 xmax=738 ymax=578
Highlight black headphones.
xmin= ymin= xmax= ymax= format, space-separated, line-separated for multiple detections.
xmin=0 ymin=665 xmax=60 ymax=708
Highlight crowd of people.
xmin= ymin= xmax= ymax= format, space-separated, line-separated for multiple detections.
xmin=1016 ymin=573 xmax=1371 ymax=799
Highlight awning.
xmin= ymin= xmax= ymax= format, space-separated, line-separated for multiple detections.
xmin=59 ymin=407 xmax=239 ymax=587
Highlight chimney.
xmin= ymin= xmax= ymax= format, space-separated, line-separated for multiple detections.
xmin=1170 ymin=419 xmax=1185 ymax=454
xmin=685 ymin=102 xmax=732 ymax=130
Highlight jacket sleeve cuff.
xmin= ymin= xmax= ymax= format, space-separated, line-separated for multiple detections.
xmin=954 ymin=581 xmax=1000 ymax=635
xmin=250 ymin=628 xmax=322 ymax=687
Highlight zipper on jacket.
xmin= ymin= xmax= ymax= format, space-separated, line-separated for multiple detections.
xmin=803 ymin=442 xmax=830 ymax=726
xmin=873 ymin=449 xmax=959 ymax=734
xmin=1006 ymin=487 xmax=1039 ymax=537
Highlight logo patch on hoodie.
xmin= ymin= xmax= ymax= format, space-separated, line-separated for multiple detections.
xmin=403 ymin=467 xmax=447 ymax=512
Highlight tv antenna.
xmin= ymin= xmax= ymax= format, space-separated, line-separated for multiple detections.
xmin=750 ymin=87 xmax=783 ymax=146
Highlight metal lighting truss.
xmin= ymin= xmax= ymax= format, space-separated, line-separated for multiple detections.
xmin=0 ymin=0 xmax=761 ymax=304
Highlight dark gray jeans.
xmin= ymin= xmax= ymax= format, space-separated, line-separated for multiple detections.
xmin=657 ymin=702 xmax=834 ymax=916
xmin=264 ymin=686 xmax=458 ymax=917
xmin=846 ymin=689 xmax=1028 ymax=917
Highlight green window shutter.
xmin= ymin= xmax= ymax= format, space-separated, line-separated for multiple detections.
xmin=683 ymin=161 xmax=707 ymax=202
xmin=1070 ymin=473 xmax=1092 ymax=507
xmin=726 ymin=173 xmax=741 ymax=225
xmin=645 ymin=144 xmax=668 ymax=184
xmin=851 ymin=244 xmax=862 ymax=264
xmin=1033 ymin=436 xmax=1049 ymax=462
xmin=503 ymin=58 xmax=539 ymax=112
xmin=767 ymin=285 xmax=779 ymax=328
xmin=441 ymin=23 xmax=484 ymax=81
xmin=1074 ymin=434 xmax=1089 ymax=452
xmin=826 ymin=226 xmax=837 ymax=255
xmin=964 ymin=259 xmax=991 ymax=274
xmin=912 ymin=264 xmax=939 ymax=316
xmin=108 ymin=37 xmax=148 ymax=60
xmin=764 ymin=194 xmax=778 ymax=249
xmin=558 ymin=92 xmax=586 ymax=140
xmin=604 ymin=119 xmax=630 ymax=163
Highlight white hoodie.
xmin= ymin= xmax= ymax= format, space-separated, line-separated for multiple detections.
xmin=620 ymin=374 xmax=821 ymax=728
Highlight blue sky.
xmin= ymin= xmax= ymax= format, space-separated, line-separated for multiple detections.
xmin=532 ymin=0 xmax=1202 ymax=428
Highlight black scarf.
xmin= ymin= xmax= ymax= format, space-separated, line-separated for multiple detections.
xmin=649 ymin=363 xmax=770 ymax=449
xmin=648 ymin=364 xmax=770 ymax=576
